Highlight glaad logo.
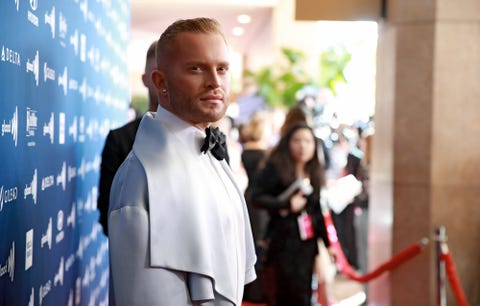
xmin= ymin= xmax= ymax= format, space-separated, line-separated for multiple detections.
xmin=87 ymin=46 xmax=100 ymax=70
xmin=70 ymin=29 xmax=79 ymax=56
xmin=67 ymin=164 xmax=76 ymax=182
xmin=39 ymin=279 xmax=51 ymax=306
xmin=24 ymin=168 xmax=38 ymax=205
xmin=44 ymin=6 xmax=55 ymax=39
xmin=26 ymin=50 xmax=40 ymax=86
xmin=43 ymin=112 xmax=54 ymax=144
xmin=56 ymin=162 xmax=66 ymax=191
xmin=53 ymin=257 xmax=64 ymax=286
xmin=94 ymin=86 xmax=104 ymax=104
xmin=0 ymin=241 xmax=15 ymax=282
xmin=76 ymin=237 xmax=85 ymax=260
xmin=2 ymin=106 xmax=19 ymax=147
xmin=67 ymin=202 xmax=75 ymax=228
xmin=69 ymin=116 xmax=77 ymax=142
xmin=58 ymin=12 xmax=67 ymax=43
xmin=75 ymin=277 xmax=81 ymax=305
xmin=77 ymin=155 xmax=101 ymax=182
xmin=41 ymin=217 xmax=52 ymax=250
xmin=85 ymin=119 xmax=95 ymax=140
xmin=0 ymin=185 xmax=18 ymax=212
xmin=100 ymin=267 xmax=108 ymax=288
xmin=77 ymin=158 xmax=86 ymax=180
xmin=79 ymin=78 xmax=87 ymax=101
xmin=25 ymin=229 xmax=34 ymax=271
xmin=28 ymin=0 xmax=39 ymax=26
xmin=67 ymin=289 xmax=73 ymax=306
xmin=99 ymin=118 xmax=110 ymax=139
xmin=65 ymin=253 xmax=75 ymax=272
xmin=79 ymin=0 xmax=88 ymax=21
xmin=28 ymin=288 xmax=34 ymax=306
xmin=58 ymin=66 xmax=68 ymax=95
xmin=78 ymin=116 xmax=85 ymax=143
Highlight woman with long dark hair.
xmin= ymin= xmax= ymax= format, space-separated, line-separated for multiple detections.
xmin=249 ymin=122 xmax=330 ymax=306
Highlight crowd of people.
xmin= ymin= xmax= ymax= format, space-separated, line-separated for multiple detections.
xmin=96 ymin=16 xmax=372 ymax=306
xmin=223 ymin=98 xmax=372 ymax=306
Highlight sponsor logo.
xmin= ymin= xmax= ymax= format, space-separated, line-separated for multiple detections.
xmin=0 ymin=185 xmax=18 ymax=212
xmin=25 ymin=229 xmax=33 ymax=270
xmin=1 ymin=45 xmax=21 ymax=66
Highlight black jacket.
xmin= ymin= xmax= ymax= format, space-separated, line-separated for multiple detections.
xmin=97 ymin=117 xmax=141 ymax=236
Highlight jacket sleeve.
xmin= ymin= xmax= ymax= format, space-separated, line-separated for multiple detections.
xmin=97 ymin=131 xmax=120 ymax=236
xmin=310 ymin=198 xmax=330 ymax=248
xmin=248 ymin=163 xmax=290 ymax=211
xmin=108 ymin=156 xmax=197 ymax=306
xmin=109 ymin=206 xmax=200 ymax=306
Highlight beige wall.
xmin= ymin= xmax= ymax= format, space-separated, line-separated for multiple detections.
xmin=296 ymin=0 xmax=382 ymax=21
xmin=373 ymin=0 xmax=480 ymax=305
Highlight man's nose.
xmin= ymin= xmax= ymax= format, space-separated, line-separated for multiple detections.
xmin=205 ymin=70 xmax=221 ymax=89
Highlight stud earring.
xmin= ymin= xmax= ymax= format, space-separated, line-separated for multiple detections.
xmin=161 ymin=88 xmax=167 ymax=93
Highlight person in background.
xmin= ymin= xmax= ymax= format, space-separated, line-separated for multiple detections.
xmin=97 ymin=41 xmax=158 ymax=236
xmin=249 ymin=122 xmax=331 ymax=306
xmin=346 ymin=124 xmax=371 ymax=275
xmin=327 ymin=127 xmax=359 ymax=270
xmin=280 ymin=106 xmax=336 ymax=305
xmin=240 ymin=110 xmax=273 ymax=304
xmin=107 ymin=18 xmax=256 ymax=306
xmin=280 ymin=106 xmax=331 ymax=171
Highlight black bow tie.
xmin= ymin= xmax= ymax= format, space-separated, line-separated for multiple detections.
xmin=200 ymin=126 xmax=229 ymax=162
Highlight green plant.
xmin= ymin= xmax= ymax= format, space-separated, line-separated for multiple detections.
xmin=243 ymin=47 xmax=313 ymax=108
xmin=318 ymin=45 xmax=351 ymax=95
xmin=243 ymin=46 xmax=352 ymax=109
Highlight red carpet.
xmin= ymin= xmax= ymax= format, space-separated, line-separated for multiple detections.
xmin=242 ymin=302 xmax=267 ymax=306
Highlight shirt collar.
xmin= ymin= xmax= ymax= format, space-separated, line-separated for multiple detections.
xmin=154 ymin=106 xmax=206 ymax=152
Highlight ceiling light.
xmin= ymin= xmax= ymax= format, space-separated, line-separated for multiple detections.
xmin=237 ymin=14 xmax=251 ymax=24
xmin=232 ymin=26 xmax=244 ymax=36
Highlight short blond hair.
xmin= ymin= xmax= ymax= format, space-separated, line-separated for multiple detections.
xmin=156 ymin=17 xmax=226 ymax=66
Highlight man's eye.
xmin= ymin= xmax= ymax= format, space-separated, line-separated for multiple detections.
xmin=218 ymin=66 xmax=229 ymax=73
xmin=190 ymin=66 xmax=202 ymax=72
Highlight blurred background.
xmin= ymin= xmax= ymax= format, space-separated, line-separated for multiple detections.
xmin=128 ymin=0 xmax=378 ymax=129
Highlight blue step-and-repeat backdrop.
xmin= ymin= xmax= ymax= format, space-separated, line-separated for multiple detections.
xmin=0 ymin=0 xmax=130 ymax=305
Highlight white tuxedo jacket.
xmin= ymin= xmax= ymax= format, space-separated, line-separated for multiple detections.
xmin=108 ymin=108 xmax=256 ymax=306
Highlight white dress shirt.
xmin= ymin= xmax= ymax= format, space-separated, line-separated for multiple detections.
xmin=108 ymin=106 xmax=256 ymax=306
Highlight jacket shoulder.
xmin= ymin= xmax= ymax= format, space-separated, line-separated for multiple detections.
xmin=109 ymin=153 xmax=148 ymax=213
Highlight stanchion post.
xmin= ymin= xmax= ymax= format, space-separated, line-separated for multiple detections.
xmin=435 ymin=226 xmax=447 ymax=306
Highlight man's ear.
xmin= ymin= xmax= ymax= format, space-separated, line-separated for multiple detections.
xmin=151 ymin=69 xmax=166 ymax=91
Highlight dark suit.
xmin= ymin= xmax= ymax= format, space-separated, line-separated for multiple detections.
xmin=97 ymin=117 xmax=141 ymax=236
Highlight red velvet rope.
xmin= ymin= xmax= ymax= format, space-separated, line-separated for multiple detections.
xmin=323 ymin=211 xmax=427 ymax=283
xmin=439 ymin=252 xmax=470 ymax=306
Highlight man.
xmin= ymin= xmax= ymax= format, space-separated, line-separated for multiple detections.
xmin=97 ymin=42 xmax=158 ymax=236
xmin=108 ymin=18 xmax=256 ymax=306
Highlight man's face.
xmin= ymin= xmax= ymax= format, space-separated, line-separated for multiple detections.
xmin=163 ymin=32 xmax=230 ymax=129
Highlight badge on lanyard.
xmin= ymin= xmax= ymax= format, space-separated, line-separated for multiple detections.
xmin=298 ymin=210 xmax=314 ymax=240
